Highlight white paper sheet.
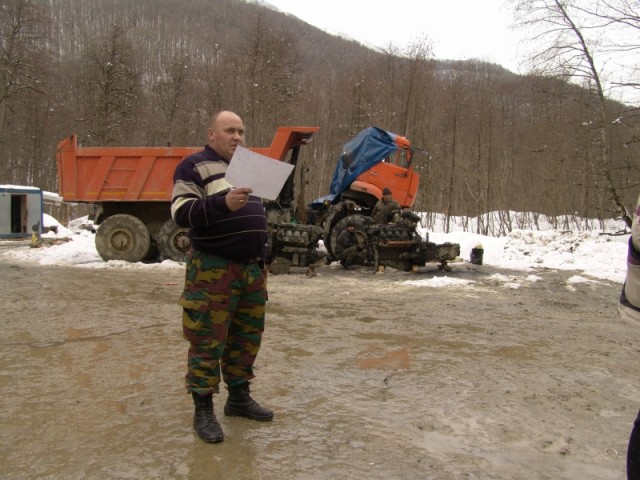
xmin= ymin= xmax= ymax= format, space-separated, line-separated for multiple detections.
xmin=225 ymin=146 xmax=294 ymax=201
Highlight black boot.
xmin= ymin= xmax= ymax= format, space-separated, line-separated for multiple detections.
xmin=224 ymin=382 xmax=273 ymax=421
xmin=192 ymin=392 xmax=224 ymax=443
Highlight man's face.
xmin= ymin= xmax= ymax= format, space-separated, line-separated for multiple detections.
xmin=208 ymin=112 xmax=245 ymax=160
xmin=383 ymin=193 xmax=392 ymax=202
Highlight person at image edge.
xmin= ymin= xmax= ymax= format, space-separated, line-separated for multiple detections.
xmin=620 ymin=191 xmax=640 ymax=479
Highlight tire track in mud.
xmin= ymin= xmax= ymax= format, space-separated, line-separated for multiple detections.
xmin=0 ymin=256 xmax=633 ymax=479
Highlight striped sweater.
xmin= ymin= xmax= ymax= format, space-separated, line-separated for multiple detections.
xmin=171 ymin=145 xmax=268 ymax=263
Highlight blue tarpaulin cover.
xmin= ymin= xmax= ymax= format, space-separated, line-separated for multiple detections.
xmin=311 ymin=127 xmax=398 ymax=206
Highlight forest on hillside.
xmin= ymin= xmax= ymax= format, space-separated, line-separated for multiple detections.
xmin=1 ymin=0 xmax=639 ymax=230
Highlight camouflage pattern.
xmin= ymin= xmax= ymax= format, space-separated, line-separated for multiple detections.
xmin=179 ymin=249 xmax=267 ymax=396
xmin=371 ymin=197 xmax=401 ymax=224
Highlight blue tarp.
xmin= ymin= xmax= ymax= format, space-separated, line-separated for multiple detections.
xmin=311 ymin=127 xmax=398 ymax=206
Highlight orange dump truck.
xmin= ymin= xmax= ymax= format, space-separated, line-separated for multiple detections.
xmin=56 ymin=127 xmax=319 ymax=263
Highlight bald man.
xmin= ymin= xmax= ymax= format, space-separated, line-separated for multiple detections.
xmin=171 ymin=111 xmax=273 ymax=444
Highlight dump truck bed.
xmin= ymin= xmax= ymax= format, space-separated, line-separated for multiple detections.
xmin=56 ymin=138 xmax=198 ymax=202
xmin=56 ymin=127 xmax=320 ymax=203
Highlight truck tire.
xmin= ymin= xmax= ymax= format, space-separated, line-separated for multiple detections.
xmin=95 ymin=214 xmax=151 ymax=262
xmin=156 ymin=219 xmax=190 ymax=262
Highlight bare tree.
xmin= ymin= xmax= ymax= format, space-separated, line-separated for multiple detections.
xmin=149 ymin=56 xmax=193 ymax=146
xmin=396 ymin=36 xmax=435 ymax=136
xmin=239 ymin=13 xmax=301 ymax=145
xmin=580 ymin=0 xmax=640 ymax=97
xmin=511 ymin=0 xmax=636 ymax=226
xmin=0 ymin=0 xmax=52 ymax=184
xmin=0 ymin=0 xmax=49 ymax=137
xmin=76 ymin=24 xmax=142 ymax=145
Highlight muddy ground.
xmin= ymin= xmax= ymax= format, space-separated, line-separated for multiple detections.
xmin=0 ymin=245 xmax=637 ymax=480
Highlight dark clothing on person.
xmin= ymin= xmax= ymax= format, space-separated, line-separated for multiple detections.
xmin=179 ymin=249 xmax=266 ymax=394
xmin=372 ymin=197 xmax=401 ymax=224
xmin=171 ymin=145 xmax=268 ymax=264
xmin=335 ymin=227 xmax=365 ymax=268
xmin=629 ymin=410 xmax=640 ymax=480
xmin=335 ymin=228 xmax=358 ymax=257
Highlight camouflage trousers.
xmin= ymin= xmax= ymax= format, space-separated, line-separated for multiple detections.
xmin=179 ymin=249 xmax=267 ymax=396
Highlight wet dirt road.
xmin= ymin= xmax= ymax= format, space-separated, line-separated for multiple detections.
xmin=0 ymin=254 xmax=636 ymax=479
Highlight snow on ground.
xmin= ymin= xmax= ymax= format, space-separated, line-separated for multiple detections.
xmin=0 ymin=213 xmax=630 ymax=287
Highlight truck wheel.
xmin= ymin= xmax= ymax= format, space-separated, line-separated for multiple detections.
xmin=95 ymin=214 xmax=151 ymax=262
xmin=157 ymin=219 xmax=190 ymax=262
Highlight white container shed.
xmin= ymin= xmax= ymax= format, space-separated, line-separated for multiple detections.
xmin=0 ymin=185 xmax=43 ymax=239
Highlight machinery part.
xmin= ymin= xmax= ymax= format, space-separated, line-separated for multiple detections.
xmin=267 ymin=223 xmax=324 ymax=269
xmin=269 ymin=257 xmax=292 ymax=275
xmin=329 ymin=214 xmax=424 ymax=271
xmin=422 ymin=241 xmax=461 ymax=263
xmin=95 ymin=214 xmax=151 ymax=262
xmin=157 ymin=219 xmax=190 ymax=262
xmin=327 ymin=211 xmax=461 ymax=272
xmin=376 ymin=239 xmax=417 ymax=272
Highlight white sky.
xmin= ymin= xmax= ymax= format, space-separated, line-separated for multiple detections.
xmin=263 ymin=0 xmax=524 ymax=73
xmin=1 ymin=213 xmax=629 ymax=287
xmin=262 ymin=0 xmax=640 ymax=104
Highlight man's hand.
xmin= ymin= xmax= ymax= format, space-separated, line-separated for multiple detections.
xmin=226 ymin=187 xmax=252 ymax=212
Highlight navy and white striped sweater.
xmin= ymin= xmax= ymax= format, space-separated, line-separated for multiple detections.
xmin=171 ymin=145 xmax=267 ymax=263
